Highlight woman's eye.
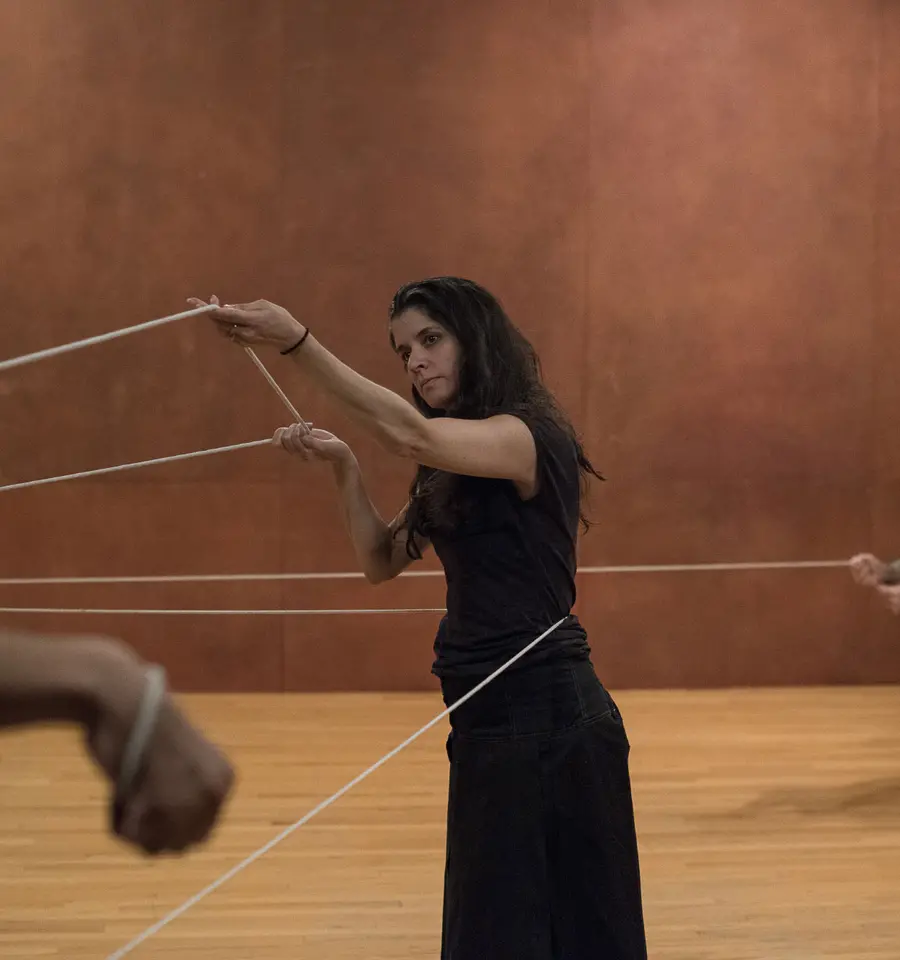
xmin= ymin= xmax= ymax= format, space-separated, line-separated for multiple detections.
xmin=425 ymin=334 xmax=439 ymax=345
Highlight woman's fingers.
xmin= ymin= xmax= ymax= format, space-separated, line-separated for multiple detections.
xmin=188 ymin=297 xmax=255 ymax=345
xmin=273 ymin=423 xmax=311 ymax=459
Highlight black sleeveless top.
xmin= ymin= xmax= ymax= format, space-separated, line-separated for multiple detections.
xmin=430 ymin=413 xmax=591 ymax=679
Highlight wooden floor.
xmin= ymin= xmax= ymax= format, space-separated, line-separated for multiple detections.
xmin=1 ymin=686 xmax=899 ymax=959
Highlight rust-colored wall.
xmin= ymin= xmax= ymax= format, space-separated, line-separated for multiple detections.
xmin=1 ymin=0 xmax=898 ymax=691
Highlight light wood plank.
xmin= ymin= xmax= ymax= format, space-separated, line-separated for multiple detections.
xmin=0 ymin=687 xmax=898 ymax=958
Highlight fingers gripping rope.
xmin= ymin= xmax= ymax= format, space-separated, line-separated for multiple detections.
xmin=102 ymin=616 xmax=569 ymax=960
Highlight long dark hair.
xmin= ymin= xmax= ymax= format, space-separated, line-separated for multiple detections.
xmin=388 ymin=277 xmax=603 ymax=556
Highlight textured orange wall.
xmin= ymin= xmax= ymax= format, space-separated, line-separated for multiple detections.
xmin=1 ymin=0 xmax=898 ymax=691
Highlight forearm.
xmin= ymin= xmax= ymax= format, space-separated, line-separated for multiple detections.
xmin=0 ymin=630 xmax=116 ymax=729
xmin=331 ymin=457 xmax=396 ymax=582
xmin=288 ymin=335 xmax=425 ymax=456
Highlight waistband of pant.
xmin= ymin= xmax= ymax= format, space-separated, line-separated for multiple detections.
xmin=440 ymin=655 xmax=611 ymax=739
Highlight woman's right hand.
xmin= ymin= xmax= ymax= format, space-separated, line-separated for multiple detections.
xmin=273 ymin=421 xmax=354 ymax=465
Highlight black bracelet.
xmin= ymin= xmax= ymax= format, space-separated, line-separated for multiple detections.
xmin=281 ymin=327 xmax=311 ymax=355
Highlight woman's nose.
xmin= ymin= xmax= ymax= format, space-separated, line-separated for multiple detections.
xmin=409 ymin=351 xmax=427 ymax=371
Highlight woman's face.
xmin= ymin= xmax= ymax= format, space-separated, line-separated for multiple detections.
xmin=390 ymin=308 xmax=461 ymax=410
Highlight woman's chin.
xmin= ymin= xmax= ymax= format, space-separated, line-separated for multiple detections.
xmin=417 ymin=383 xmax=453 ymax=410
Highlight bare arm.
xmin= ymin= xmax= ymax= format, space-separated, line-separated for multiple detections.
xmin=197 ymin=299 xmax=538 ymax=492
xmin=0 ymin=629 xmax=110 ymax=728
xmin=332 ymin=455 xmax=429 ymax=584
xmin=270 ymin=421 xmax=429 ymax=584
xmin=0 ymin=629 xmax=234 ymax=855
xmin=287 ymin=337 xmax=538 ymax=490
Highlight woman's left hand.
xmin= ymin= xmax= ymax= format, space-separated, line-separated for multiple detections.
xmin=273 ymin=422 xmax=354 ymax=465
xmin=187 ymin=296 xmax=306 ymax=352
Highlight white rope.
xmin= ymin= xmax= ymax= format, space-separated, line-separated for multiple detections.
xmin=243 ymin=346 xmax=308 ymax=425
xmin=114 ymin=666 xmax=167 ymax=819
xmin=579 ymin=560 xmax=849 ymax=573
xmin=0 ymin=439 xmax=271 ymax=492
xmin=102 ymin=615 xmax=567 ymax=960
xmin=0 ymin=607 xmax=445 ymax=615
xmin=0 ymin=572 xmax=375 ymax=584
xmin=0 ymin=560 xmax=850 ymax=586
xmin=0 ymin=305 xmax=217 ymax=373
xmin=0 ymin=349 xmax=303 ymax=496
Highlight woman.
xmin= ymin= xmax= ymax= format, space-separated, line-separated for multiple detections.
xmin=189 ymin=277 xmax=647 ymax=958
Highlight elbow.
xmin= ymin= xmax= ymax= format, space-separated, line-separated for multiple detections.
xmin=374 ymin=411 xmax=431 ymax=462
xmin=362 ymin=533 xmax=398 ymax=585
xmin=363 ymin=567 xmax=387 ymax=585
xmin=379 ymin=420 xmax=431 ymax=463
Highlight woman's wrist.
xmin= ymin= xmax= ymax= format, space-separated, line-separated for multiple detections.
xmin=331 ymin=450 xmax=360 ymax=482
xmin=278 ymin=320 xmax=309 ymax=354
